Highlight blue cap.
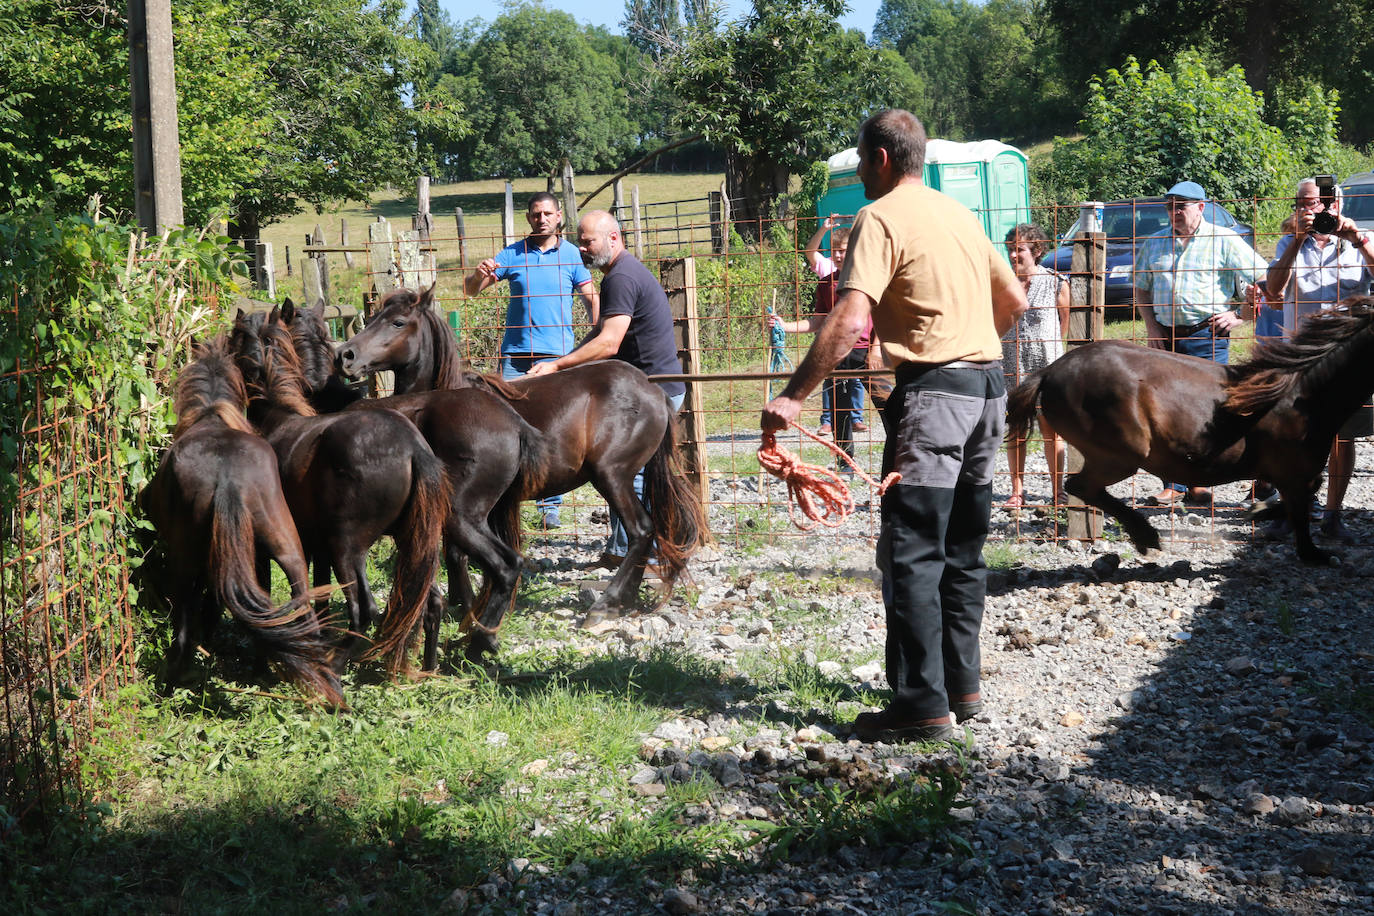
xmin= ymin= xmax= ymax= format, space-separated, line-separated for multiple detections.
xmin=1165 ymin=180 xmax=1206 ymax=200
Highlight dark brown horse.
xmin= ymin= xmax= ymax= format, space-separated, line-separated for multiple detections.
xmin=138 ymin=336 xmax=343 ymax=705
xmin=337 ymin=285 xmax=705 ymax=625
xmin=277 ymin=301 xmax=551 ymax=665
xmin=239 ymin=315 xmax=450 ymax=674
xmin=1007 ymin=297 xmax=1374 ymax=564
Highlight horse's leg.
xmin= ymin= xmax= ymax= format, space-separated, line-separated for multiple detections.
xmin=1064 ymin=465 xmax=1162 ymax=554
xmin=584 ymin=472 xmax=652 ymax=626
xmin=443 ymin=532 xmax=477 ymax=621
xmin=327 ymin=543 xmax=376 ymax=672
xmin=421 ymin=584 xmax=444 ymax=672
xmin=457 ymin=518 xmax=524 ymax=665
xmin=1279 ymin=482 xmax=1333 ymax=564
xmin=163 ymin=573 xmax=207 ymax=689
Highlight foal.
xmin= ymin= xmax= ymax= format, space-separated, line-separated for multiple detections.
xmin=139 ymin=337 xmax=342 ymax=704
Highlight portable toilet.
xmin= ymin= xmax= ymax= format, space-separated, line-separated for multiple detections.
xmin=816 ymin=139 xmax=1030 ymax=248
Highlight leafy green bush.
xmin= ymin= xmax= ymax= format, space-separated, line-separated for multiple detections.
xmin=1039 ymin=52 xmax=1336 ymax=205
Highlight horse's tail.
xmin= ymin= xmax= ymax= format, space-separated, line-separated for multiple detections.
xmin=642 ymin=404 xmax=706 ymax=590
xmin=367 ymin=440 xmax=450 ymax=675
xmin=207 ymin=489 xmax=344 ymax=707
xmin=1004 ymin=368 xmax=1047 ymax=444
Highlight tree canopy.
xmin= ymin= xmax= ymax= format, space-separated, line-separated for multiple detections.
xmin=660 ymin=0 xmax=922 ymax=231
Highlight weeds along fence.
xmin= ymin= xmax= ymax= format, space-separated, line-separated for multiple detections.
xmin=1 ymin=291 xmax=145 ymax=833
xmin=258 ymin=190 xmax=1367 ymax=553
xmin=1 ymin=215 xmax=226 ymax=834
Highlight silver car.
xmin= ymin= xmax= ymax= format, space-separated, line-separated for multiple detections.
xmin=1342 ymin=171 xmax=1374 ymax=231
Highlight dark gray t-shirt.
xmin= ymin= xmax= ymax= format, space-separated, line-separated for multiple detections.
xmin=600 ymin=252 xmax=686 ymax=398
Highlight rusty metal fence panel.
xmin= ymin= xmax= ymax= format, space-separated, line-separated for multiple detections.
xmin=1 ymin=290 xmax=140 ymax=831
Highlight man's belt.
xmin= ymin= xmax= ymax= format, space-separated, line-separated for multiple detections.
xmin=895 ymin=359 xmax=1000 ymax=386
xmin=1170 ymin=316 xmax=1220 ymax=336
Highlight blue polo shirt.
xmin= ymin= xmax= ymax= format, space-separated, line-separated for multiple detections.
xmin=494 ymin=238 xmax=593 ymax=357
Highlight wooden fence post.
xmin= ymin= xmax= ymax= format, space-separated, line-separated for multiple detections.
xmin=128 ymin=0 xmax=184 ymax=234
xmin=661 ymin=256 xmax=711 ymax=522
xmin=368 ymin=217 xmax=399 ymax=304
xmin=340 ymin=218 xmax=354 ymax=268
xmin=709 ymin=180 xmax=730 ymax=254
xmin=561 ymin=159 xmax=577 ymax=228
xmin=631 ymin=185 xmax=644 ymax=260
xmin=612 ymin=178 xmax=624 ymax=224
xmin=413 ymin=176 xmax=435 ymax=287
xmin=502 ymin=182 xmax=516 ymax=246
xmin=1064 ymin=205 xmax=1107 ymax=542
xmin=254 ymin=241 xmax=276 ymax=299
xmin=284 ymin=244 xmax=292 ymax=277
xmin=455 ymin=207 xmax=467 ymax=270
xmin=303 ymin=225 xmax=329 ymax=306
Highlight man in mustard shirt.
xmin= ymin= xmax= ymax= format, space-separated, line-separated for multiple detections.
xmin=763 ymin=110 xmax=1026 ymax=742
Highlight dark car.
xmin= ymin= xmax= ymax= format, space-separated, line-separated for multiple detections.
xmin=1040 ymin=197 xmax=1256 ymax=308
xmin=1343 ymin=172 xmax=1374 ymax=232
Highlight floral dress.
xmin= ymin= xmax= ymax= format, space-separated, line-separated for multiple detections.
xmin=1002 ymin=267 xmax=1066 ymax=385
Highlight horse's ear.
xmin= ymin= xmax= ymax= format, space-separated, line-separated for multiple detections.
xmin=234 ymin=308 xmax=246 ymax=322
xmin=280 ymin=299 xmax=296 ymax=324
xmin=267 ymin=305 xmax=281 ymax=325
xmin=418 ymin=284 xmax=438 ymax=310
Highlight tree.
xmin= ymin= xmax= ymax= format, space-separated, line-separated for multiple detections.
xmin=1045 ymin=0 xmax=1374 ymax=142
xmin=446 ymin=3 xmax=635 ymax=179
xmin=660 ymin=0 xmax=922 ymax=235
xmin=1041 ymin=53 xmax=1338 ymax=205
xmin=0 ymin=0 xmax=467 ymax=237
xmin=873 ymin=0 xmax=1074 ymax=141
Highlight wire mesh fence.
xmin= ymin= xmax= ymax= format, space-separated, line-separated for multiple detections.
xmin=1 ymin=291 xmax=140 ymax=832
xmin=262 ymin=188 xmax=1374 ymax=556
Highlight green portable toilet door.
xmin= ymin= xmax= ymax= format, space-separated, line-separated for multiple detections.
xmin=986 ymin=152 xmax=1030 ymax=246
xmin=931 ymin=162 xmax=988 ymax=234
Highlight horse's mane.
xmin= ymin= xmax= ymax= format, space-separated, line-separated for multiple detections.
xmin=174 ymin=336 xmax=254 ymax=438
xmin=461 ymin=367 xmax=529 ymax=399
xmin=411 ymin=296 xmax=469 ymax=390
xmin=287 ymin=306 xmax=338 ymax=394
xmin=257 ymin=319 xmax=318 ymax=418
xmin=1225 ymin=296 xmax=1374 ymax=415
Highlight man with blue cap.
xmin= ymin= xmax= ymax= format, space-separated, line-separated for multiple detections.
xmin=1134 ymin=179 xmax=1267 ymax=506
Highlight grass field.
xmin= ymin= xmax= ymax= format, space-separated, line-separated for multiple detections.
xmin=258 ymin=172 xmax=727 ymax=283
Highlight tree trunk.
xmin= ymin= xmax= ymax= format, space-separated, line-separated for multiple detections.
xmin=228 ymin=204 xmax=260 ymax=255
xmin=725 ymin=151 xmax=790 ymax=243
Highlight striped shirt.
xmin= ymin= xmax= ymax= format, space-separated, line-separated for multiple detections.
xmin=1134 ymin=222 xmax=1267 ymax=327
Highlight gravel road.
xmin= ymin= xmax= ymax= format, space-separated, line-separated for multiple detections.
xmin=474 ymin=429 xmax=1374 ymax=915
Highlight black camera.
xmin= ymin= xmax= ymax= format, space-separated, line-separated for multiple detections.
xmin=1311 ymin=174 xmax=1339 ymax=234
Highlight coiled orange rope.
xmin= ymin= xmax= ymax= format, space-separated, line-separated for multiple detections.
xmin=758 ymin=422 xmax=901 ymax=530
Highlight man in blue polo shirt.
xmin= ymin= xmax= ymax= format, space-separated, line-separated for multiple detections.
xmin=465 ymin=191 xmax=598 ymax=528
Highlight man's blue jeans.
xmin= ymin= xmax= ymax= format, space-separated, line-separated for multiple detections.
xmin=607 ymin=390 xmax=686 ymax=558
xmin=503 ymin=355 xmax=562 ymax=518
xmin=1161 ymin=321 xmax=1229 ymax=493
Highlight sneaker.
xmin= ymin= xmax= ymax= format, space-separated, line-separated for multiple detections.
xmin=1242 ymin=490 xmax=1282 ymax=519
xmin=952 ymin=699 xmax=984 ymax=722
xmin=1264 ymin=517 xmax=1292 ymax=539
xmin=816 ymin=423 xmax=832 ymax=437
xmin=1320 ymin=513 xmax=1356 ymax=545
xmin=852 ymin=420 xmax=868 ymax=433
xmin=540 ymin=510 xmax=561 ymax=530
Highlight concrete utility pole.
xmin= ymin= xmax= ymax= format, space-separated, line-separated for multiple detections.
xmin=128 ymin=0 xmax=184 ymax=233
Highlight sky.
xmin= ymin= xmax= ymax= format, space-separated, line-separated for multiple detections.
xmin=445 ymin=1 xmax=884 ymax=37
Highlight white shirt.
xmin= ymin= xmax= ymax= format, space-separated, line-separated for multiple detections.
xmin=1271 ymin=233 xmax=1373 ymax=337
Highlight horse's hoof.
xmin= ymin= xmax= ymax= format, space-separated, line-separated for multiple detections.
xmin=579 ymin=608 xmax=622 ymax=631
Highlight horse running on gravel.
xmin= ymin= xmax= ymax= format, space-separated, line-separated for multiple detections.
xmin=274 ymin=301 xmax=552 ymax=667
xmin=236 ymin=313 xmax=450 ymax=674
xmin=139 ymin=336 xmax=343 ymax=705
xmin=1006 ymin=296 xmax=1374 ymax=564
xmin=336 ymin=285 xmax=705 ymax=628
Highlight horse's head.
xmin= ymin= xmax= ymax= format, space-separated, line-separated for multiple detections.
xmin=174 ymin=334 xmax=253 ymax=437
xmin=281 ymin=298 xmax=340 ymax=396
xmin=229 ymin=309 xmax=269 ymax=395
xmin=337 ymin=285 xmax=438 ymax=381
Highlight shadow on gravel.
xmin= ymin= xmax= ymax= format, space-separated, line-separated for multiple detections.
xmin=1005 ymin=543 xmax=1374 ymax=914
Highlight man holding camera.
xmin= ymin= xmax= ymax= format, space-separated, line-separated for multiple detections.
xmin=1265 ymin=176 xmax=1374 ymax=543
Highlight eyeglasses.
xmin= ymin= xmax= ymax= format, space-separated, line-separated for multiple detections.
xmin=1165 ymin=199 xmax=1201 ymax=210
